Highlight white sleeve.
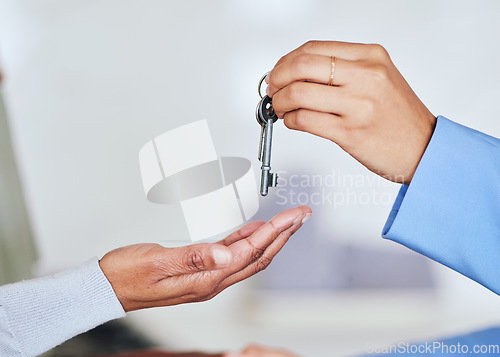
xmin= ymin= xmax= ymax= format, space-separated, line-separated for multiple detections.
xmin=0 ymin=259 xmax=126 ymax=357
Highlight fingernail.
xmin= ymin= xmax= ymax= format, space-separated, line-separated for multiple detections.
xmin=212 ymin=248 xmax=232 ymax=266
xmin=302 ymin=213 xmax=312 ymax=224
xmin=265 ymin=72 xmax=270 ymax=83
xmin=266 ymin=85 xmax=270 ymax=95
xmin=292 ymin=215 xmax=302 ymax=226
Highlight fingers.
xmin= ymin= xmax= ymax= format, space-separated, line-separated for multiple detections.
xmin=272 ymin=40 xmax=386 ymax=71
xmin=282 ymin=109 xmax=347 ymax=147
xmin=267 ymin=41 xmax=391 ymax=101
xmin=267 ymin=55 xmax=352 ymax=97
xmin=219 ymin=206 xmax=312 ymax=287
xmin=170 ymin=218 xmax=283 ymax=273
xmin=160 ymin=243 xmax=234 ymax=276
xmin=143 ymin=244 xmax=233 ymax=305
xmin=145 ymin=207 xmax=311 ymax=306
xmin=268 ymin=40 xmax=435 ymax=185
xmin=272 ymin=82 xmax=350 ymax=118
xmin=219 ymin=221 xmax=266 ymax=247
xmin=182 ymin=206 xmax=309 ymax=279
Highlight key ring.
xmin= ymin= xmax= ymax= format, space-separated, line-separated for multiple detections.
xmin=258 ymin=71 xmax=269 ymax=99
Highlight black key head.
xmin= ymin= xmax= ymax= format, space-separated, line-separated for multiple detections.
xmin=256 ymin=95 xmax=278 ymax=126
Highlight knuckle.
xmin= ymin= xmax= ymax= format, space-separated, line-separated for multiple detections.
xmin=301 ymin=40 xmax=321 ymax=52
xmin=341 ymin=99 xmax=377 ymax=142
xmin=340 ymin=125 xmax=366 ymax=151
xmin=251 ymin=246 xmax=265 ymax=263
xmin=364 ymin=63 xmax=390 ymax=84
xmin=356 ymin=96 xmax=377 ymax=118
xmin=292 ymin=109 xmax=310 ymax=130
xmin=343 ymin=125 xmax=364 ymax=144
xmin=185 ymin=249 xmax=206 ymax=271
xmin=291 ymin=53 xmax=314 ymax=76
xmin=283 ymin=115 xmax=295 ymax=130
xmin=366 ymin=43 xmax=390 ymax=60
xmin=254 ymin=254 xmax=273 ymax=273
xmin=255 ymin=257 xmax=273 ymax=273
xmin=283 ymin=109 xmax=309 ymax=131
xmin=285 ymin=82 xmax=305 ymax=103
xmin=276 ymin=54 xmax=287 ymax=65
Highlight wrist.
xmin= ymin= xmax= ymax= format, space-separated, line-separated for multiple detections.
xmin=406 ymin=112 xmax=437 ymax=184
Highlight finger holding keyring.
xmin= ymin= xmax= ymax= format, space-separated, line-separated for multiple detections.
xmin=265 ymin=40 xmax=436 ymax=184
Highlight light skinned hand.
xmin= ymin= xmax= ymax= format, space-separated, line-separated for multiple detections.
xmin=266 ymin=40 xmax=436 ymax=184
xmin=99 ymin=206 xmax=312 ymax=312
xmin=224 ymin=345 xmax=298 ymax=357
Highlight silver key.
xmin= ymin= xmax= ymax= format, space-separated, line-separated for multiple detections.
xmin=256 ymin=95 xmax=278 ymax=196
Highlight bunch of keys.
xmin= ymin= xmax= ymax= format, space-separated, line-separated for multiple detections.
xmin=256 ymin=72 xmax=279 ymax=196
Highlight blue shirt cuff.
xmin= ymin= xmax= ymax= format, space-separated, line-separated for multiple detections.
xmin=382 ymin=115 xmax=500 ymax=295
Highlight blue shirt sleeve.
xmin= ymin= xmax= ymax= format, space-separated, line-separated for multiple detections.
xmin=382 ymin=115 xmax=500 ymax=295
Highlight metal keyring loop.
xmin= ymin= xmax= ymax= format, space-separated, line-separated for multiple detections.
xmin=258 ymin=71 xmax=269 ymax=99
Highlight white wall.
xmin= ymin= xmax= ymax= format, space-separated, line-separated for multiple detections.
xmin=1 ymin=1 xmax=500 ymax=356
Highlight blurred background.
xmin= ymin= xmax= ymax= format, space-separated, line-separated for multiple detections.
xmin=1 ymin=1 xmax=500 ymax=356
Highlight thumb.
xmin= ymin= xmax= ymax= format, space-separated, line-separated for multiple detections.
xmin=163 ymin=243 xmax=234 ymax=275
